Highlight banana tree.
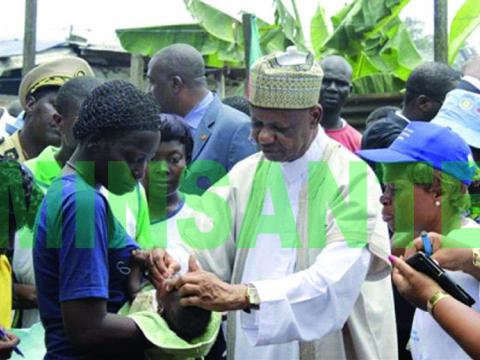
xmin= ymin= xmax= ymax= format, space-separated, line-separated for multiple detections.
xmin=310 ymin=0 xmax=480 ymax=94
xmin=116 ymin=0 xmax=305 ymax=68
xmin=448 ymin=0 xmax=480 ymax=63
xmin=116 ymin=24 xmax=243 ymax=68
xmin=117 ymin=0 xmax=480 ymax=92
xmin=310 ymin=0 xmax=424 ymax=94
xmin=272 ymin=0 xmax=306 ymax=51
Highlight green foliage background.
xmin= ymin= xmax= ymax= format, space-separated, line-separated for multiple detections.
xmin=117 ymin=0 xmax=480 ymax=94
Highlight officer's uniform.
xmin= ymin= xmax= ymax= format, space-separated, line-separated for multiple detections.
xmin=0 ymin=132 xmax=27 ymax=162
xmin=0 ymin=57 xmax=95 ymax=163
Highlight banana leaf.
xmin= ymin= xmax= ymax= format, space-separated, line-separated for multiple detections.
xmin=349 ymin=23 xmax=421 ymax=93
xmin=184 ymin=0 xmax=242 ymax=45
xmin=363 ymin=0 xmax=410 ymax=38
xmin=116 ymin=24 xmax=242 ymax=67
xmin=116 ymin=24 xmax=210 ymax=56
xmin=259 ymin=25 xmax=286 ymax=54
xmin=116 ymin=0 xmax=296 ymax=69
xmin=310 ymin=0 xmax=420 ymax=94
xmin=449 ymin=0 xmax=480 ymax=64
xmin=184 ymin=0 xmax=245 ymax=66
xmin=273 ymin=0 xmax=306 ymax=51
xmin=351 ymin=52 xmax=386 ymax=80
xmin=353 ymin=73 xmax=405 ymax=94
xmin=325 ymin=0 xmax=411 ymax=55
xmin=378 ymin=22 xmax=423 ymax=81
xmin=351 ymin=46 xmax=413 ymax=94
xmin=310 ymin=4 xmax=331 ymax=59
xmin=331 ymin=1 xmax=355 ymax=28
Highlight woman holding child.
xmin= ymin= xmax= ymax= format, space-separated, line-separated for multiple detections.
xmin=33 ymin=81 xmax=179 ymax=359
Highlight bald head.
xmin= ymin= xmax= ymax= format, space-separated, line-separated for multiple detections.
xmin=320 ymin=55 xmax=352 ymax=80
xmin=319 ymin=55 xmax=352 ymax=113
xmin=151 ymin=44 xmax=206 ymax=87
xmin=147 ymin=44 xmax=208 ymax=114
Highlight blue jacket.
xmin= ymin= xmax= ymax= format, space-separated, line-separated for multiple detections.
xmin=181 ymin=96 xmax=258 ymax=194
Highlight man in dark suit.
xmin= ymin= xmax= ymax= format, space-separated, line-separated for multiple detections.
xmin=147 ymin=44 xmax=257 ymax=195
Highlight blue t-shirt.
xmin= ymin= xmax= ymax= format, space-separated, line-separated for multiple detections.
xmin=34 ymin=174 xmax=139 ymax=359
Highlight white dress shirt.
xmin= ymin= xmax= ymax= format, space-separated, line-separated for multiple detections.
xmin=183 ymin=91 xmax=214 ymax=130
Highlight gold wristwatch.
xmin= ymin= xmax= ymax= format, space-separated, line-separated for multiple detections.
xmin=245 ymin=283 xmax=260 ymax=312
xmin=472 ymin=248 xmax=480 ymax=268
xmin=427 ymin=291 xmax=450 ymax=314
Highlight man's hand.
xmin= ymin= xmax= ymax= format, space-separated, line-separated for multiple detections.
xmin=165 ymin=256 xmax=249 ymax=312
xmin=391 ymin=255 xmax=442 ymax=311
xmin=405 ymin=232 xmax=473 ymax=273
xmin=0 ymin=332 xmax=19 ymax=359
xmin=132 ymin=249 xmax=180 ymax=289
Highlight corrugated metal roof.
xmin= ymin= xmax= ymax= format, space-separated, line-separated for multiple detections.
xmin=0 ymin=39 xmax=66 ymax=58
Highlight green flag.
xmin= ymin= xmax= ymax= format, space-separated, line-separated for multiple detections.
xmin=248 ymin=15 xmax=262 ymax=68
xmin=245 ymin=14 xmax=262 ymax=97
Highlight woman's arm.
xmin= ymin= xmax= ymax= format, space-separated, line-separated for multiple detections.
xmin=406 ymin=232 xmax=480 ymax=280
xmin=431 ymin=294 xmax=480 ymax=359
xmin=62 ymin=298 xmax=151 ymax=356
xmin=391 ymin=255 xmax=480 ymax=359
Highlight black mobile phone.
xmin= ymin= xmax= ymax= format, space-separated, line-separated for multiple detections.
xmin=406 ymin=252 xmax=475 ymax=307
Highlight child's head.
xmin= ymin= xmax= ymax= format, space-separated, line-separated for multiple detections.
xmin=156 ymin=286 xmax=211 ymax=342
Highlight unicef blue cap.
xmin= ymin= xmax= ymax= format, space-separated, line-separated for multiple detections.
xmin=357 ymin=121 xmax=477 ymax=185
xmin=432 ymin=89 xmax=480 ymax=149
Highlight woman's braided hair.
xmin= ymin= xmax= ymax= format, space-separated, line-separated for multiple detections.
xmin=73 ymin=80 xmax=161 ymax=141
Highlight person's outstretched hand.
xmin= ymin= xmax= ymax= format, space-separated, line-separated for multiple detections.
xmin=165 ymin=255 xmax=249 ymax=312
xmin=390 ymin=255 xmax=442 ymax=311
xmin=405 ymin=232 xmax=473 ymax=273
xmin=132 ymin=249 xmax=180 ymax=289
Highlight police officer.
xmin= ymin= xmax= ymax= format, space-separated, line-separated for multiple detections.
xmin=0 ymin=57 xmax=94 ymax=162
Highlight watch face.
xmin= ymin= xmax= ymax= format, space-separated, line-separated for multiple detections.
xmin=473 ymin=249 xmax=480 ymax=267
xmin=247 ymin=285 xmax=260 ymax=305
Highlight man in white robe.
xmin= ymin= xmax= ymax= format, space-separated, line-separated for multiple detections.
xmin=166 ymin=49 xmax=397 ymax=360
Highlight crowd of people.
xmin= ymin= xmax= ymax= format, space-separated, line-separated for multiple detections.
xmin=1 ymin=42 xmax=480 ymax=360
